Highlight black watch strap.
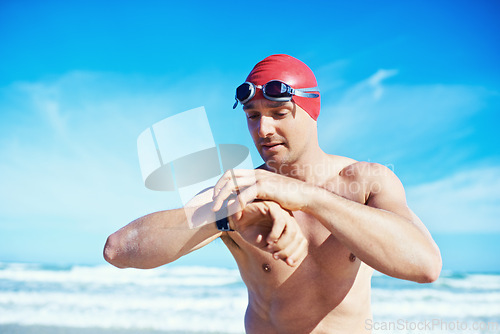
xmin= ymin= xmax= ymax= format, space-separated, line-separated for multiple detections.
xmin=216 ymin=216 xmax=233 ymax=232
xmin=215 ymin=200 xmax=233 ymax=231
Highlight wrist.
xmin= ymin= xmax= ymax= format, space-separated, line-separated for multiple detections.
xmin=300 ymin=184 xmax=328 ymax=214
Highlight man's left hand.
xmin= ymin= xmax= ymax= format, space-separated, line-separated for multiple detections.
xmin=212 ymin=169 xmax=314 ymax=213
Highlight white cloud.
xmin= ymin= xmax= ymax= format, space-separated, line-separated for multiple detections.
xmin=367 ymin=69 xmax=398 ymax=100
xmin=16 ymin=81 xmax=69 ymax=140
xmin=318 ymin=69 xmax=491 ymax=165
xmin=407 ymin=165 xmax=500 ymax=233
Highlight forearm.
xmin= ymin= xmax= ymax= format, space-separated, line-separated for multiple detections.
xmin=104 ymin=190 xmax=221 ymax=269
xmin=304 ymin=187 xmax=441 ymax=282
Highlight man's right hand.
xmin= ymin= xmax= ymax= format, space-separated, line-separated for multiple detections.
xmin=229 ymin=201 xmax=308 ymax=267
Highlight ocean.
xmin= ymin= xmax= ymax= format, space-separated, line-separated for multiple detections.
xmin=0 ymin=262 xmax=498 ymax=334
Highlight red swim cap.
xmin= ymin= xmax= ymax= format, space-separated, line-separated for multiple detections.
xmin=245 ymin=54 xmax=321 ymax=120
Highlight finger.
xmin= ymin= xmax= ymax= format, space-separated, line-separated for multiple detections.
xmin=213 ymin=169 xmax=257 ymax=198
xmin=267 ymin=207 xmax=296 ymax=247
xmin=213 ymin=170 xmax=234 ymax=199
xmin=212 ymin=171 xmax=257 ymax=212
xmin=212 ymin=180 xmax=236 ymax=212
xmin=265 ymin=202 xmax=292 ymax=244
xmin=266 ymin=209 xmax=287 ymax=246
xmin=272 ymin=235 xmax=303 ymax=263
xmin=270 ymin=224 xmax=296 ymax=254
xmin=270 ymin=213 xmax=303 ymax=262
xmin=271 ymin=224 xmax=299 ymax=255
xmin=229 ymin=185 xmax=258 ymax=212
xmin=285 ymin=238 xmax=308 ymax=267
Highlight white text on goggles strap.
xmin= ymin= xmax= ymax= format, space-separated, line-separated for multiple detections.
xmin=233 ymin=81 xmax=319 ymax=109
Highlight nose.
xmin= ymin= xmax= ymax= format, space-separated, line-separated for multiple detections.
xmin=258 ymin=116 xmax=275 ymax=138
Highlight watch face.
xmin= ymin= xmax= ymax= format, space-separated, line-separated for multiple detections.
xmin=216 ymin=216 xmax=231 ymax=231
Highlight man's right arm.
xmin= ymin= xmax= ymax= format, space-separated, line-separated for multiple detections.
xmin=104 ymin=186 xmax=307 ymax=269
xmin=103 ymin=188 xmax=222 ymax=269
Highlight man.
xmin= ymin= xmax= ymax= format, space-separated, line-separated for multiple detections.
xmin=104 ymin=54 xmax=442 ymax=333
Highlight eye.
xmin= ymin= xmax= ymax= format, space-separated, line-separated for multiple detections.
xmin=274 ymin=110 xmax=289 ymax=118
xmin=246 ymin=113 xmax=260 ymax=120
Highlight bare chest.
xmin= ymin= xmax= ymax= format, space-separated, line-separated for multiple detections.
xmin=223 ymin=212 xmax=370 ymax=333
xmin=224 ymin=211 xmax=360 ymax=294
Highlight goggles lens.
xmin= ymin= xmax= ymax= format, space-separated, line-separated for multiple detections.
xmin=236 ymin=83 xmax=253 ymax=103
xmin=263 ymin=80 xmax=290 ymax=98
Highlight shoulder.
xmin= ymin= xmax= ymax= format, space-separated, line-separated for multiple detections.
xmin=323 ymin=155 xmax=395 ymax=182
xmin=339 ymin=161 xmax=405 ymax=203
xmin=339 ymin=161 xmax=393 ymax=179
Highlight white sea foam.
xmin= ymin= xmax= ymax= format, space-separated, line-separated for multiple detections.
xmin=437 ymin=274 xmax=500 ymax=290
xmin=0 ymin=263 xmax=247 ymax=332
xmin=371 ymin=274 xmax=500 ymax=321
xmin=0 ymin=262 xmax=498 ymax=333
xmin=0 ymin=291 xmax=247 ymax=331
xmin=0 ymin=263 xmax=242 ymax=287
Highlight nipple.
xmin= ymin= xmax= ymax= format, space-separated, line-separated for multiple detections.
xmin=262 ymin=263 xmax=272 ymax=273
xmin=349 ymin=253 xmax=356 ymax=262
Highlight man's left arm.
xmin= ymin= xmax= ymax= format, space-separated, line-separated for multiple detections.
xmin=212 ymin=164 xmax=442 ymax=283
xmin=306 ymin=162 xmax=442 ymax=283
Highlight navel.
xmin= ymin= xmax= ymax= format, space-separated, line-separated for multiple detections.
xmin=349 ymin=253 xmax=357 ymax=262
xmin=262 ymin=263 xmax=272 ymax=273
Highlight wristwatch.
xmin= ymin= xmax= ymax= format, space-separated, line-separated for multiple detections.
xmin=216 ymin=216 xmax=233 ymax=231
xmin=215 ymin=201 xmax=233 ymax=231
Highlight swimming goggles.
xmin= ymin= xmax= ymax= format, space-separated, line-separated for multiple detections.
xmin=233 ymin=80 xmax=319 ymax=109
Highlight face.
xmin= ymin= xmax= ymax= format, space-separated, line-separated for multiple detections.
xmin=243 ymin=98 xmax=316 ymax=170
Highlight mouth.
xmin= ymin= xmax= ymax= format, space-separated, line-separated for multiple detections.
xmin=261 ymin=142 xmax=284 ymax=151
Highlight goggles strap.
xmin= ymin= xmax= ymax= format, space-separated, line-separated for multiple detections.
xmin=291 ymin=86 xmax=320 ymax=98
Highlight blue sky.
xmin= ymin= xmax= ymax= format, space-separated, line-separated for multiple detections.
xmin=0 ymin=1 xmax=499 ymax=272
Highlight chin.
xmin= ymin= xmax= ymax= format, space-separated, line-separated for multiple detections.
xmin=262 ymin=154 xmax=291 ymax=172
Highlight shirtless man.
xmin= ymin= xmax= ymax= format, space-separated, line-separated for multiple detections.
xmin=104 ymin=54 xmax=442 ymax=333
